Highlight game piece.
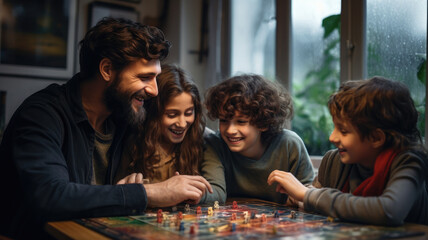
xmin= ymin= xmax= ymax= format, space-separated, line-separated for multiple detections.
xmin=231 ymin=223 xmax=236 ymax=232
xmin=230 ymin=213 xmax=237 ymax=220
xmin=157 ymin=209 xmax=163 ymax=223
xmin=171 ymin=206 xmax=177 ymax=212
xmin=179 ymin=221 xmax=185 ymax=231
xmin=184 ymin=204 xmax=190 ymax=212
xmin=272 ymin=225 xmax=277 ymax=235
xmin=261 ymin=214 xmax=267 ymax=222
xmin=190 ymin=223 xmax=199 ymax=234
xmin=214 ymin=201 xmax=220 ymax=210
xmin=243 ymin=211 xmax=250 ymax=224
xmin=169 ymin=221 xmax=175 ymax=228
xmin=207 ymin=207 xmax=213 ymax=216
xmin=215 ymin=224 xmax=229 ymax=232
xmin=196 ymin=206 xmax=202 ymax=215
xmin=274 ymin=210 xmax=279 ymax=218
xmin=232 ymin=201 xmax=238 ymax=209
xmin=250 ymin=211 xmax=256 ymax=219
xmin=162 ymin=213 xmax=168 ymax=220
xmin=175 ymin=212 xmax=183 ymax=227
xmin=327 ymin=216 xmax=335 ymax=222
xmin=290 ymin=210 xmax=296 ymax=219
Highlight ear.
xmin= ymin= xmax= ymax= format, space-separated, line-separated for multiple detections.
xmin=259 ymin=127 xmax=268 ymax=132
xmin=99 ymin=58 xmax=113 ymax=82
xmin=370 ymin=128 xmax=386 ymax=149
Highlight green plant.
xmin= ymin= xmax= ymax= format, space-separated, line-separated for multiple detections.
xmin=292 ymin=14 xmax=340 ymax=155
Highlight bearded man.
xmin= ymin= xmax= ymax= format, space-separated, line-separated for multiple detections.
xmin=0 ymin=18 xmax=212 ymax=239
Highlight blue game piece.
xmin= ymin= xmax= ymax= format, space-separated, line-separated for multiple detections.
xmin=231 ymin=223 xmax=236 ymax=232
xmin=250 ymin=212 xmax=256 ymax=219
xmin=274 ymin=210 xmax=279 ymax=218
xmin=179 ymin=221 xmax=185 ymax=231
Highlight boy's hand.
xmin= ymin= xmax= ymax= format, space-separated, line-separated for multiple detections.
xmin=267 ymin=170 xmax=308 ymax=202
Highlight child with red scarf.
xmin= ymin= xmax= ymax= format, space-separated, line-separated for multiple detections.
xmin=268 ymin=76 xmax=428 ymax=226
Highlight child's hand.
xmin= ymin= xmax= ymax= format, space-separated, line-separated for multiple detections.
xmin=267 ymin=170 xmax=308 ymax=202
xmin=117 ymin=173 xmax=144 ymax=185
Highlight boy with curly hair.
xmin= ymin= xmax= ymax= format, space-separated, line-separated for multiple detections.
xmin=200 ymin=74 xmax=314 ymax=204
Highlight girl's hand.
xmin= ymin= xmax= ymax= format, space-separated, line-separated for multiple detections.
xmin=117 ymin=173 xmax=144 ymax=185
xmin=267 ymin=170 xmax=309 ymax=202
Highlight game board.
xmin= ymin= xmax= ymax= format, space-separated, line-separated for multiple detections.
xmin=75 ymin=199 xmax=425 ymax=239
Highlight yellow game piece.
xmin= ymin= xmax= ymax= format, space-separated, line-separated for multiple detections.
xmin=272 ymin=225 xmax=277 ymax=235
xmin=207 ymin=207 xmax=213 ymax=216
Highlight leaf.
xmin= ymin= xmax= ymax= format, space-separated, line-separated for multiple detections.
xmin=322 ymin=14 xmax=341 ymax=38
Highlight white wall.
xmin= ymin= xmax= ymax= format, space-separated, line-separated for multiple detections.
xmin=164 ymin=0 xmax=216 ymax=130
xmin=178 ymin=0 xmax=207 ymax=92
xmin=0 ymin=77 xmax=64 ymax=124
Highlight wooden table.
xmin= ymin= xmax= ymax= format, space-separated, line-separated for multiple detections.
xmin=45 ymin=220 xmax=110 ymax=240
xmin=45 ymin=199 xmax=428 ymax=240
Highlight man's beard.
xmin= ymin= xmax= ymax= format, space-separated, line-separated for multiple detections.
xmin=104 ymin=82 xmax=146 ymax=130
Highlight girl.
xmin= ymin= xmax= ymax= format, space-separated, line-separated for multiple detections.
xmin=116 ymin=64 xmax=207 ymax=184
xmin=200 ymin=74 xmax=315 ymax=204
xmin=268 ymin=76 xmax=428 ymax=225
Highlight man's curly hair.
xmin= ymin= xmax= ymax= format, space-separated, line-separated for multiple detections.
xmin=204 ymin=74 xmax=293 ymax=144
xmin=79 ymin=17 xmax=171 ymax=80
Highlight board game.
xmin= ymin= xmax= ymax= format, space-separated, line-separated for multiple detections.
xmin=75 ymin=199 xmax=425 ymax=239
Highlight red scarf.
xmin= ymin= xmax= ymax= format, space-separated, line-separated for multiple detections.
xmin=342 ymin=149 xmax=398 ymax=196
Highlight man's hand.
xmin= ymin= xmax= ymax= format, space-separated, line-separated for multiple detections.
xmin=144 ymin=175 xmax=213 ymax=207
xmin=117 ymin=173 xmax=144 ymax=185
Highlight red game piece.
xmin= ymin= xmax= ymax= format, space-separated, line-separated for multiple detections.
xmin=157 ymin=209 xmax=163 ymax=223
xmin=196 ymin=206 xmax=202 ymax=215
xmin=232 ymin=201 xmax=238 ymax=209
xmin=189 ymin=223 xmax=198 ymax=234
xmin=177 ymin=211 xmax=183 ymax=220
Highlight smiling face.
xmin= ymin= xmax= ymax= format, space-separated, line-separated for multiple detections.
xmin=160 ymin=92 xmax=195 ymax=150
xmin=329 ymin=118 xmax=380 ymax=168
xmin=219 ymin=111 xmax=266 ymax=159
xmin=104 ymin=58 xmax=161 ymax=128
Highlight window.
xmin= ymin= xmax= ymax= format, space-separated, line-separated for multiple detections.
xmin=291 ymin=0 xmax=341 ymax=155
xmin=227 ymin=0 xmax=427 ymax=154
xmin=367 ymin=0 xmax=427 ymax=137
xmin=230 ymin=0 xmax=276 ymax=79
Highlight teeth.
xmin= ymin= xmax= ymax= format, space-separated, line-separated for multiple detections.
xmin=135 ymin=96 xmax=143 ymax=101
xmin=228 ymin=138 xmax=242 ymax=142
xmin=171 ymin=129 xmax=184 ymax=135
